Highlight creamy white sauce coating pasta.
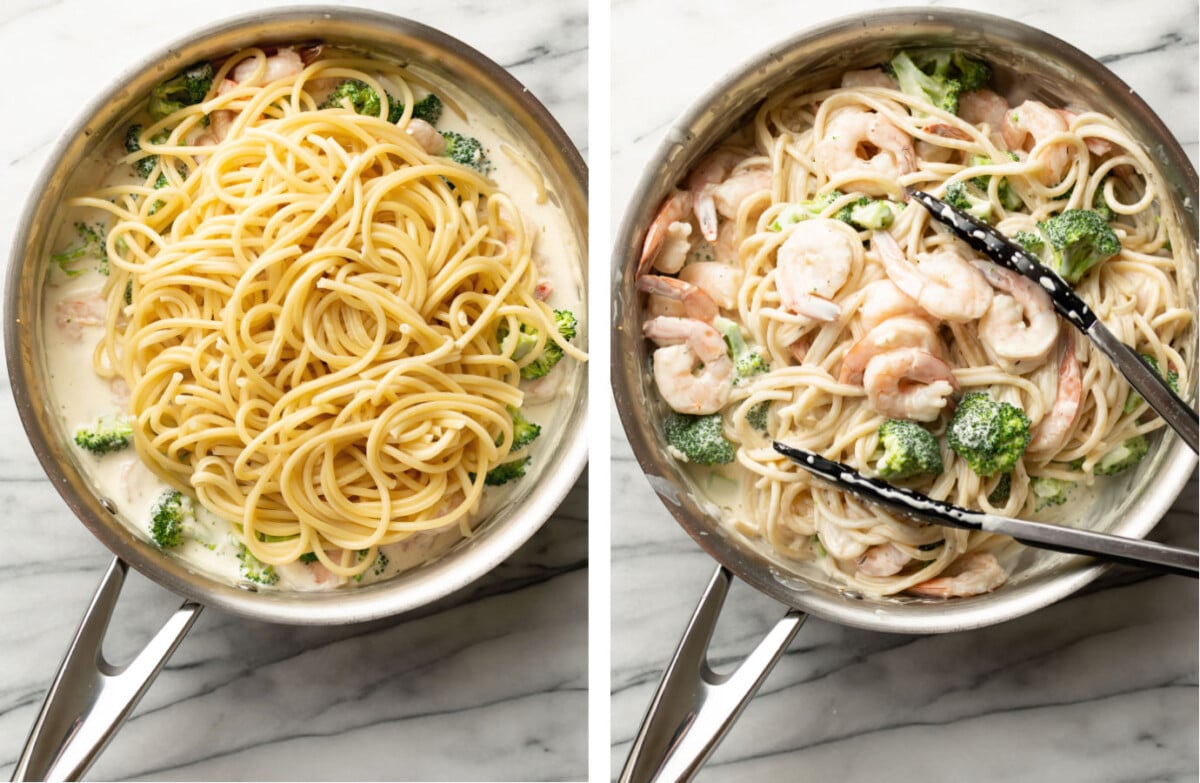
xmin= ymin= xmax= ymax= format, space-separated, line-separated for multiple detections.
xmin=44 ymin=46 xmax=585 ymax=590
xmin=640 ymin=63 xmax=1192 ymax=598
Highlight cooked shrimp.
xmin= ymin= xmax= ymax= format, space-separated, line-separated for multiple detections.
xmin=971 ymin=260 xmax=1059 ymax=365
xmin=908 ymin=552 xmax=1006 ymax=598
xmin=645 ymin=294 xmax=687 ymax=319
xmin=678 ymin=262 xmax=743 ymax=311
xmin=643 ymin=316 xmax=734 ymax=415
xmin=857 ymin=279 xmax=933 ymax=332
xmin=862 ymin=347 xmax=959 ymax=421
xmin=406 ymin=118 xmax=445 ymax=154
xmin=839 ymin=316 xmax=943 ymax=386
xmin=639 ymin=189 xmax=691 ymax=275
xmin=710 ymin=166 xmax=772 ymax=222
xmin=840 ymin=68 xmax=896 ymax=89
xmin=873 ymin=231 xmax=992 ymax=322
xmin=856 ymin=543 xmax=910 ymax=577
xmin=1028 ymin=335 xmax=1082 ymax=455
xmin=775 ymin=218 xmax=856 ymax=321
xmin=815 ymin=109 xmax=915 ymax=196
xmin=1001 ymin=100 xmax=1071 ymax=184
xmin=231 ymin=48 xmax=304 ymax=84
xmin=958 ymin=88 xmax=1008 ymax=130
xmin=1056 ymin=108 xmax=1114 ymax=157
xmin=687 ymin=147 xmax=750 ymax=241
xmin=638 ymin=275 xmax=718 ymax=322
xmin=56 ymin=293 xmax=106 ymax=340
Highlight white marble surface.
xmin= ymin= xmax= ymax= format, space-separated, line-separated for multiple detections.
xmin=0 ymin=1 xmax=586 ymax=781
xmin=610 ymin=1 xmax=1198 ymax=781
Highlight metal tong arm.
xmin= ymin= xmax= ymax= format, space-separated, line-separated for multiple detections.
xmin=619 ymin=566 xmax=806 ymax=783
xmin=12 ymin=557 xmax=202 ymax=782
xmin=909 ymin=189 xmax=1198 ymax=453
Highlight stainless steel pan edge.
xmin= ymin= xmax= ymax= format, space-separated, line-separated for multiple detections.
xmin=612 ymin=7 xmax=1197 ymax=637
xmin=614 ymin=11 xmax=1195 ymax=780
xmin=6 ymin=6 xmax=589 ymax=627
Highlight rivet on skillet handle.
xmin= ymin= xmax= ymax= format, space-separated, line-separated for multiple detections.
xmin=619 ymin=566 xmax=806 ymax=783
xmin=909 ymin=189 xmax=1199 ymax=453
xmin=12 ymin=557 xmax=202 ymax=783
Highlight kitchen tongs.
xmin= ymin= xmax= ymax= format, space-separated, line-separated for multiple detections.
xmin=909 ymin=190 xmax=1199 ymax=453
xmin=772 ymin=442 xmax=1198 ymax=577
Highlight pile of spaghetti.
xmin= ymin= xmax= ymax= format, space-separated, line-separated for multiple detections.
xmin=637 ymin=49 xmax=1193 ymax=597
xmin=73 ymin=47 xmax=579 ymax=577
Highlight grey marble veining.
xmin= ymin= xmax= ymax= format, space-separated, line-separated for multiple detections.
xmin=610 ymin=1 xmax=1198 ymax=781
xmin=0 ymin=1 xmax=587 ymax=780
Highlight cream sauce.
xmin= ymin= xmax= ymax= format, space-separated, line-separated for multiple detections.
xmin=41 ymin=68 xmax=584 ymax=591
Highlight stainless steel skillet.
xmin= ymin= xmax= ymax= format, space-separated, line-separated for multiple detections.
xmin=610 ymin=10 xmax=1197 ymax=781
xmin=5 ymin=8 xmax=588 ymax=780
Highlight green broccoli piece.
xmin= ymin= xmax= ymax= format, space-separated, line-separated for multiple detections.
xmin=1090 ymin=176 xmax=1116 ymax=222
xmin=442 ymin=130 xmax=491 ymax=173
xmin=496 ymin=318 xmax=540 ymax=362
xmin=125 ymin=125 xmax=172 ymax=180
xmin=124 ymin=278 xmax=134 ymax=305
xmin=298 ymin=551 xmax=319 ymax=564
xmin=517 ymin=309 xmax=577 ymax=380
xmin=714 ymin=317 xmax=769 ymax=382
xmin=236 ymin=544 xmax=279 ymax=585
xmin=1029 ymin=476 xmax=1074 ymax=510
xmin=886 ymin=50 xmax=963 ymax=115
xmin=149 ymin=489 xmax=192 ymax=548
xmin=770 ymin=191 xmax=844 ymax=231
xmin=1036 ymin=209 xmax=1121 ymax=284
xmin=73 ymin=414 xmax=133 ymax=455
xmin=945 ymin=181 xmax=992 ymax=223
xmin=507 ymin=405 xmax=541 ymax=450
xmin=1123 ymin=354 xmax=1181 ymax=414
xmin=875 ymin=419 xmax=944 ymax=480
xmin=986 ymin=472 xmax=1012 ymax=505
xmin=1094 ymin=435 xmax=1149 ymax=476
xmin=905 ymin=49 xmax=992 ymax=92
xmin=482 ymin=456 xmax=531 ymax=486
xmin=843 ymin=198 xmax=898 ymax=230
xmin=1012 ymin=230 xmax=1045 ymax=255
xmin=411 ymin=94 xmax=443 ymax=124
xmin=148 ymin=62 xmax=214 ymax=120
xmin=967 ymin=153 xmax=1023 ymax=211
xmin=51 ymin=222 xmax=109 ymax=277
xmin=745 ymin=402 xmax=769 ymax=433
xmin=664 ymin=411 xmax=735 ymax=466
xmin=321 ymin=79 xmax=383 ymax=116
xmin=946 ymin=392 xmax=1032 ymax=477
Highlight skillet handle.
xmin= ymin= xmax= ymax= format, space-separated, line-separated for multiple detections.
xmin=619 ymin=565 xmax=806 ymax=783
xmin=12 ymin=556 xmax=202 ymax=782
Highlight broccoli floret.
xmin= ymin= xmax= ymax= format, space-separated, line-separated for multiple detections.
xmin=986 ymin=472 xmax=1012 ymax=505
xmin=967 ymin=153 xmax=1023 ymax=211
xmin=442 ymin=131 xmax=491 ymax=173
xmin=51 ymin=222 xmax=109 ymax=277
xmin=482 ymin=456 xmax=531 ymax=486
xmin=124 ymin=278 xmax=134 ymax=305
xmin=298 ymin=551 xmax=319 ymax=564
xmin=507 ymin=405 xmax=541 ymax=450
xmin=1094 ymin=435 xmax=1149 ymax=476
xmin=946 ymin=392 xmax=1032 ymax=477
xmin=746 ymin=402 xmax=769 ymax=433
xmin=1123 ymin=354 xmax=1181 ymax=414
xmin=945 ymin=181 xmax=992 ymax=223
xmin=74 ymin=414 xmax=133 ymax=455
xmin=875 ymin=419 xmax=944 ymax=480
xmin=664 ymin=411 xmax=735 ymax=466
xmin=770 ymin=191 xmax=844 ymax=231
xmin=1012 ymin=230 xmax=1045 ymax=254
xmin=714 ymin=317 xmax=769 ymax=382
xmin=148 ymin=62 xmax=214 ymax=120
xmin=843 ymin=199 xmax=898 ymax=230
xmin=886 ymin=50 xmax=963 ymax=115
xmin=1090 ymin=176 xmax=1116 ymax=222
xmin=321 ymin=79 xmax=383 ymax=116
xmin=148 ymin=488 xmax=208 ymax=549
xmin=236 ymin=544 xmax=279 ymax=585
xmin=496 ymin=318 xmax=540 ymax=362
xmin=907 ymin=49 xmax=992 ymax=92
xmin=1036 ymin=209 xmax=1121 ymax=284
xmin=517 ymin=310 xmax=577 ymax=380
xmin=411 ymin=93 xmax=443 ymax=124
xmin=1029 ymin=476 xmax=1073 ymax=510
